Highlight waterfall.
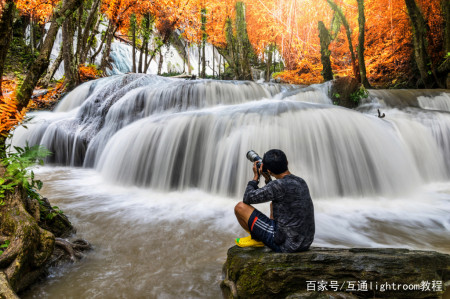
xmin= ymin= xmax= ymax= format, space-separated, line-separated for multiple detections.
xmin=13 ymin=74 xmax=450 ymax=199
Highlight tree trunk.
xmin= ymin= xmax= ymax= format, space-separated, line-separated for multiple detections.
xmin=225 ymin=17 xmax=239 ymax=78
xmin=38 ymin=50 xmax=63 ymax=88
xmin=235 ymin=1 xmax=253 ymax=80
xmin=0 ymin=1 xmax=15 ymax=97
xmin=74 ymin=4 xmax=83 ymax=66
xmin=79 ymin=0 xmax=101 ymax=64
xmin=90 ymin=21 xmax=109 ymax=65
xmin=357 ymin=0 xmax=371 ymax=88
xmin=16 ymin=0 xmax=83 ymax=109
xmin=265 ymin=44 xmax=274 ymax=82
xmin=140 ymin=14 xmax=152 ymax=73
xmin=187 ymin=42 xmax=191 ymax=75
xmin=212 ymin=46 xmax=215 ymax=77
xmin=201 ymin=7 xmax=207 ymax=78
xmin=404 ymin=0 xmax=434 ymax=88
xmin=441 ymin=0 xmax=450 ymax=88
xmin=131 ymin=14 xmax=136 ymax=73
xmin=326 ymin=0 xmax=359 ymax=81
xmin=29 ymin=17 xmax=35 ymax=54
xmin=157 ymin=51 xmax=163 ymax=75
xmin=443 ymin=0 xmax=450 ymax=54
xmin=318 ymin=21 xmax=333 ymax=82
xmin=62 ymin=9 xmax=79 ymax=91
xmin=99 ymin=23 xmax=117 ymax=74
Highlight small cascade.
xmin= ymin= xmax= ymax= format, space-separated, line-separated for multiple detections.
xmin=417 ymin=92 xmax=450 ymax=112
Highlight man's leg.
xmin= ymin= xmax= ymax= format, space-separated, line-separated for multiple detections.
xmin=234 ymin=202 xmax=255 ymax=231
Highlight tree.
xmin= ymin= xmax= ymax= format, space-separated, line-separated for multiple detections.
xmin=16 ymin=0 xmax=84 ymax=110
xmin=318 ymin=21 xmax=333 ymax=81
xmin=326 ymin=0 xmax=359 ymax=81
xmin=0 ymin=1 xmax=15 ymax=96
xmin=62 ymin=0 xmax=80 ymax=91
xmin=356 ymin=0 xmax=371 ymax=88
xmin=404 ymin=0 xmax=435 ymax=87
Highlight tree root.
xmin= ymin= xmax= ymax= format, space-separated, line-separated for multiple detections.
xmin=0 ymin=182 xmax=88 ymax=297
xmin=55 ymin=238 xmax=92 ymax=262
xmin=0 ymin=272 xmax=18 ymax=299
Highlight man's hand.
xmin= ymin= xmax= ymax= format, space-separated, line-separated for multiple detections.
xmin=260 ymin=163 xmax=271 ymax=184
xmin=252 ymin=161 xmax=260 ymax=181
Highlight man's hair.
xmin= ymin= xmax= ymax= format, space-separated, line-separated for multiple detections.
xmin=263 ymin=149 xmax=288 ymax=175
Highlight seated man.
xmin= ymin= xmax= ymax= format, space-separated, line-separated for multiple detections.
xmin=234 ymin=149 xmax=315 ymax=253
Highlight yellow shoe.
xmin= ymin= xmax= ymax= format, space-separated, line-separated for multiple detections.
xmin=235 ymin=235 xmax=264 ymax=247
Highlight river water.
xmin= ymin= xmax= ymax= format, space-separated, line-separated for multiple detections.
xmin=14 ymin=75 xmax=450 ymax=298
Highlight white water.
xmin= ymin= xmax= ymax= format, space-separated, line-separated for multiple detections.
xmin=14 ymin=75 xmax=450 ymax=297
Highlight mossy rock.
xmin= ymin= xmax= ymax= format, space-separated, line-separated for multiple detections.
xmin=221 ymin=246 xmax=450 ymax=299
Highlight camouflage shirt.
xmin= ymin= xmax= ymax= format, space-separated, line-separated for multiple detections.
xmin=243 ymin=174 xmax=315 ymax=253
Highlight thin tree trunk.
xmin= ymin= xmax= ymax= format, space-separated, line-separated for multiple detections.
xmin=187 ymin=42 xmax=191 ymax=75
xmin=100 ymin=23 xmax=117 ymax=73
xmin=212 ymin=46 xmax=215 ymax=77
xmin=75 ymin=4 xmax=83 ymax=66
xmin=0 ymin=1 xmax=15 ymax=96
xmin=198 ymin=44 xmax=201 ymax=77
xmin=62 ymin=10 xmax=79 ymax=91
xmin=79 ymin=0 xmax=101 ymax=64
xmin=16 ymin=0 xmax=83 ymax=109
xmin=144 ymin=34 xmax=167 ymax=73
xmin=266 ymin=44 xmax=274 ymax=82
xmin=326 ymin=0 xmax=359 ymax=81
xmin=404 ymin=0 xmax=434 ymax=87
xmin=443 ymin=0 xmax=450 ymax=54
xmin=36 ymin=23 xmax=46 ymax=51
xmin=39 ymin=50 xmax=63 ymax=88
xmin=90 ymin=22 xmax=109 ymax=65
xmin=318 ymin=21 xmax=333 ymax=81
xmin=29 ymin=17 xmax=35 ymax=53
xmin=357 ymin=0 xmax=371 ymax=88
xmin=201 ymin=7 xmax=207 ymax=78
xmin=131 ymin=14 xmax=136 ymax=73
xmin=157 ymin=51 xmax=163 ymax=75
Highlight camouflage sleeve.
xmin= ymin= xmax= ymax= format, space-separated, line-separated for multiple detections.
xmin=243 ymin=180 xmax=284 ymax=205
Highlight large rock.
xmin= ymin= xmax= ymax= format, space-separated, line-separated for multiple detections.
xmin=220 ymin=246 xmax=450 ymax=299
xmin=330 ymin=77 xmax=361 ymax=109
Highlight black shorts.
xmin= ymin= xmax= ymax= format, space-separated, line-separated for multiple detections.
xmin=248 ymin=208 xmax=282 ymax=252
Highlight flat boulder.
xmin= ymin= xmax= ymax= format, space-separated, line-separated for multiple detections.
xmin=220 ymin=246 xmax=450 ymax=298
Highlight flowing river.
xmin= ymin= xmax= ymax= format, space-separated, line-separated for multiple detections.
xmin=12 ymin=74 xmax=450 ymax=298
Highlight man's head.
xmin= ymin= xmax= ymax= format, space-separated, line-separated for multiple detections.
xmin=262 ymin=149 xmax=288 ymax=175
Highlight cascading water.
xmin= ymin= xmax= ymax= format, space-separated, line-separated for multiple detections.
xmin=18 ymin=74 xmax=450 ymax=298
xmin=13 ymin=75 xmax=450 ymax=198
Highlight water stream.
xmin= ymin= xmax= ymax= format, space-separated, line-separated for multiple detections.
xmin=15 ymin=75 xmax=450 ymax=298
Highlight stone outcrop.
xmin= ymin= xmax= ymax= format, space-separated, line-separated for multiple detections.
xmin=330 ymin=77 xmax=361 ymax=109
xmin=221 ymin=246 xmax=450 ymax=299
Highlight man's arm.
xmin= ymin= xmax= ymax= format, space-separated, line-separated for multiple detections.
xmin=243 ymin=180 xmax=283 ymax=205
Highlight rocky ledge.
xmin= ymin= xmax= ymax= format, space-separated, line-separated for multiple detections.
xmin=220 ymin=246 xmax=450 ymax=299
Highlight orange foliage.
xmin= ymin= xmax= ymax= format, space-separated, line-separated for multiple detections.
xmin=79 ymin=64 xmax=100 ymax=82
xmin=15 ymin=0 xmax=58 ymax=23
xmin=0 ymin=80 xmax=26 ymax=137
xmin=28 ymin=81 xmax=64 ymax=110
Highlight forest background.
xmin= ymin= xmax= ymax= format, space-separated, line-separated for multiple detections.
xmin=0 ymin=0 xmax=449 ymax=139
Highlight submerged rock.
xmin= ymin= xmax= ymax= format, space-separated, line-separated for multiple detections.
xmin=220 ymin=246 xmax=450 ymax=298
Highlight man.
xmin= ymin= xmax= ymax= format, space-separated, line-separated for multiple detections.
xmin=234 ymin=149 xmax=315 ymax=253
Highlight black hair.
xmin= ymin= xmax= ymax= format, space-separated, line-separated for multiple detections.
xmin=262 ymin=149 xmax=288 ymax=175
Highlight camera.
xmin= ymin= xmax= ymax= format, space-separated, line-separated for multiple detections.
xmin=246 ymin=150 xmax=267 ymax=174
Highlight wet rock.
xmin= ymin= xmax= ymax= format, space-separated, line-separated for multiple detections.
xmin=220 ymin=246 xmax=450 ymax=299
xmin=330 ymin=77 xmax=360 ymax=108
